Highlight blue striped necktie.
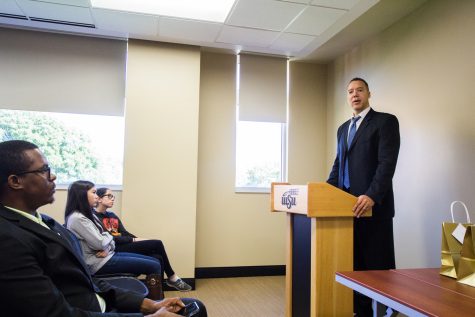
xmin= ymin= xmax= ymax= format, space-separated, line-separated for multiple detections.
xmin=343 ymin=116 xmax=361 ymax=189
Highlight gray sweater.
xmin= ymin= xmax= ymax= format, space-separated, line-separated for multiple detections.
xmin=66 ymin=211 xmax=115 ymax=274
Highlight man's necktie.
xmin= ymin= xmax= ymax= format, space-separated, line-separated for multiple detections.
xmin=343 ymin=116 xmax=361 ymax=189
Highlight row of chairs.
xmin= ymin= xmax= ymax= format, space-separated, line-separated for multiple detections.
xmin=63 ymin=224 xmax=164 ymax=299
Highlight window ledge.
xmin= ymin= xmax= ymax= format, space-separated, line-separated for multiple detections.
xmin=235 ymin=187 xmax=271 ymax=194
xmin=54 ymin=184 xmax=123 ymax=191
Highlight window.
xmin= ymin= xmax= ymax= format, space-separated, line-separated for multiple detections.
xmin=235 ymin=121 xmax=286 ymax=192
xmin=235 ymin=54 xmax=288 ymax=192
xmin=0 ymin=30 xmax=126 ymax=187
xmin=0 ymin=109 xmax=124 ymax=186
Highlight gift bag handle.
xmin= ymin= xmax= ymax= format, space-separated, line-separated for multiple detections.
xmin=450 ymin=200 xmax=471 ymax=223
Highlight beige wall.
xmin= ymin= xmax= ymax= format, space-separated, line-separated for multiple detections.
xmin=195 ymin=53 xmax=329 ymax=268
xmin=196 ymin=52 xmax=285 ymax=267
xmin=325 ymin=0 xmax=475 ymax=268
xmin=288 ymin=62 xmax=328 ymax=184
xmin=122 ymin=40 xmax=201 ymax=278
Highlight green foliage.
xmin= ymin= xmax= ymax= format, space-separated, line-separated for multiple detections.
xmin=0 ymin=109 xmax=99 ymax=183
xmin=244 ymin=162 xmax=280 ymax=187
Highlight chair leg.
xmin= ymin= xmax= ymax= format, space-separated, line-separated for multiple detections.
xmin=372 ymin=300 xmax=387 ymax=317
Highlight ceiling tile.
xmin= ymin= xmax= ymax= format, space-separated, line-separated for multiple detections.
xmin=217 ymin=25 xmax=280 ymax=48
xmin=0 ymin=0 xmax=25 ymax=16
xmin=311 ymin=0 xmax=359 ymax=10
xmin=285 ymin=5 xmax=346 ymax=35
xmin=159 ymin=17 xmax=222 ymax=43
xmin=270 ymin=32 xmax=315 ymax=53
xmin=28 ymin=0 xmax=91 ymax=7
xmin=227 ymin=0 xmax=305 ymax=31
xmin=92 ymin=8 xmax=158 ymax=36
xmin=0 ymin=0 xmax=416 ymax=61
xmin=282 ymin=0 xmax=310 ymax=4
xmin=17 ymin=0 xmax=94 ymax=24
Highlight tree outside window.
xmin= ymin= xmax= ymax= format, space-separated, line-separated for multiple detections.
xmin=0 ymin=109 xmax=124 ymax=185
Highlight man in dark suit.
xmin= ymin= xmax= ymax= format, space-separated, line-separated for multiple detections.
xmin=327 ymin=78 xmax=400 ymax=317
xmin=0 ymin=140 xmax=206 ymax=317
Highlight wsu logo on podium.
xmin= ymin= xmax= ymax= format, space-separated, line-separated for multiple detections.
xmin=281 ymin=188 xmax=298 ymax=209
xmin=272 ymin=184 xmax=308 ymax=213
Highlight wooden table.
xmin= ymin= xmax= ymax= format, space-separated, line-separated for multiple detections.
xmin=335 ymin=268 xmax=475 ymax=317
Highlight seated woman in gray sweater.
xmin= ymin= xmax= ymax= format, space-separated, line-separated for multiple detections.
xmin=65 ymin=180 xmax=164 ymax=299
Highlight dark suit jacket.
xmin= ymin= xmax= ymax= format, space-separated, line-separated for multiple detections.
xmin=0 ymin=205 xmax=144 ymax=317
xmin=327 ymin=108 xmax=400 ymax=219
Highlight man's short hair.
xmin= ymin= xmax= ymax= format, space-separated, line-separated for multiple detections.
xmin=349 ymin=77 xmax=369 ymax=90
xmin=0 ymin=140 xmax=38 ymax=186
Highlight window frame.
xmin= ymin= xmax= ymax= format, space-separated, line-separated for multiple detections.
xmin=234 ymin=55 xmax=289 ymax=193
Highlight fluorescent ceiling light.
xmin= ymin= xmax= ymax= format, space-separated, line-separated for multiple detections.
xmin=91 ymin=0 xmax=236 ymax=23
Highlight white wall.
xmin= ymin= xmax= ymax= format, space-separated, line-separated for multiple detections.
xmin=326 ymin=0 xmax=475 ymax=268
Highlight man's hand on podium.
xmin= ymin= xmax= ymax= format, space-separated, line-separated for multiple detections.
xmin=353 ymin=195 xmax=374 ymax=218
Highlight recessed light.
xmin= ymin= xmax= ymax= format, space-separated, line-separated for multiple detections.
xmin=91 ymin=0 xmax=236 ymax=23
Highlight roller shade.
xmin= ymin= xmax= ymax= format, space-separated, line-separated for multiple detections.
xmin=0 ymin=28 xmax=126 ymax=116
xmin=239 ymin=54 xmax=287 ymax=123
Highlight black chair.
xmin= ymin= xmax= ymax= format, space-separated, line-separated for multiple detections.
xmin=62 ymin=225 xmax=149 ymax=297
xmin=96 ymin=275 xmax=148 ymax=297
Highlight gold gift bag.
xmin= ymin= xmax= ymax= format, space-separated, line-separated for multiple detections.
xmin=440 ymin=201 xmax=471 ymax=278
xmin=457 ymin=225 xmax=475 ymax=287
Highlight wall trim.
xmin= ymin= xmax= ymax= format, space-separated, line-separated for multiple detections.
xmin=195 ymin=265 xmax=285 ymax=279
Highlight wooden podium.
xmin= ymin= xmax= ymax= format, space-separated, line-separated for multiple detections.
xmin=271 ymin=182 xmax=371 ymax=317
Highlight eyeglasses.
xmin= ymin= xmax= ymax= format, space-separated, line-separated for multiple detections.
xmin=101 ymin=194 xmax=115 ymax=200
xmin=16 ymin=166 xmax=53 ymax=180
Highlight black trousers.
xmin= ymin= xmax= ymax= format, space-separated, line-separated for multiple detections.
xmin=115 ymin=239 xmax=175 ymax=278
xmin=353 ymin=217 xmax=395 ymax=317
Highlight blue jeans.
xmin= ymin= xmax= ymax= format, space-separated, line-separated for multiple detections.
xmin=96 ymin=252 xmax=161 ymax=275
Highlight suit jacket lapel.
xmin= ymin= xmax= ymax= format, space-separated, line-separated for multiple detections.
xmin=348 ymin=108 xmax=375 ymax=152
xmin=0 ymin=206 xmax=61 ymax=243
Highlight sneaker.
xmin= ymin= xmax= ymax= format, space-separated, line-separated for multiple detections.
xmin=166 ymin=278 xmax=192 ymax=292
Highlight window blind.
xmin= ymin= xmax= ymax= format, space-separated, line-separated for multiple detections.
xmin=0 ymin=28 xmax=126 ymax=116
xmin=238 ymin=54 xmax=287 ymax=123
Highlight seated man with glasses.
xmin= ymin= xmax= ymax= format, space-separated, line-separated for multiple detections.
xmin=15 ymin=164 xmax=53 ymax=179
xmin=0 ymin=140 xmax=207 ymax=317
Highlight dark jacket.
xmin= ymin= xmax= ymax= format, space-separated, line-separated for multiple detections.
xmin=0 ymin=205 xmax=144 ymax=317
xmin=327 ymin=108 xmax=400 ymax=219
